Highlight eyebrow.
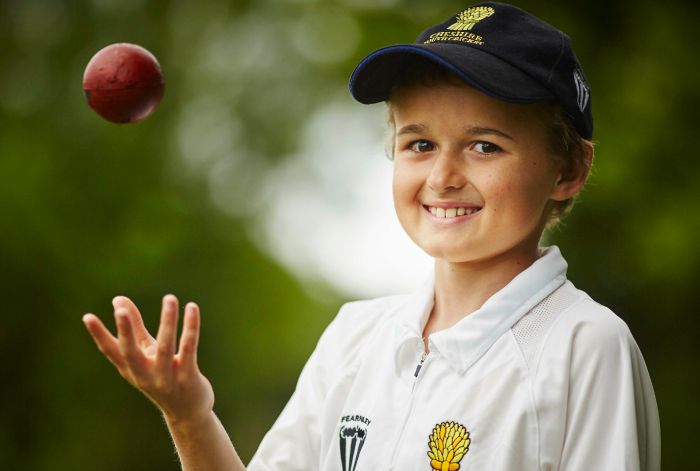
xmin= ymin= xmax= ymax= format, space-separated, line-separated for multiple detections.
xmin=397 ymin=123 xmax=429 ymax=136
xmin=396 ymin=123 xmax=514 ymax=141
xmin=464 ymin=126 xmax=514 ymax=141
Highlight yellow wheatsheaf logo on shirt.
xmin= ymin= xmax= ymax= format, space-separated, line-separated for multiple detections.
xmin=427 ymin=421 xmax=471 ymax=470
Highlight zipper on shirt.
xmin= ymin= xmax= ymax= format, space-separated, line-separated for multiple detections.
xmin=388 ymin=351 xmax=430 ymax=469
xmin=414 ymin=350 xmax=429 ymax=377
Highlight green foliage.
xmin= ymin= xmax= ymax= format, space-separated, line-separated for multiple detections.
xmin=0 ymin=0 xmax=696 ymax=469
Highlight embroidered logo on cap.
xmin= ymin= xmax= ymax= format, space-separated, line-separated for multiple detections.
xmin=427 ymin=421 xmax=471 ymax=470
xmin=573 ymin=66 xmax=590 ymax=112
xmin=339 ymin=414 xmax=370 ymax=471
xmin=423 ymin=7 xmax=494 ymax=45
xmin=447 ymin=6 xmax=495 ymax=31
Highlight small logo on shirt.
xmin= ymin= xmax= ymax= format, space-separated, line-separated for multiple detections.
xmin=427 ymin=421 xmax=471 ymax=470
xmin=339 ymin=414 xmax=371 ymax=471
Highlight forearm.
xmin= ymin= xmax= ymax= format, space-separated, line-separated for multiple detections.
xmin=165 ymin=410 xmax=246 ymax=471
xmin=83 ymin=297 xmax=246 ymax=469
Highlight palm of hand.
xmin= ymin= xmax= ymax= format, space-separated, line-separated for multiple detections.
xmin=83 ymin=294 xmax=214 ymax=425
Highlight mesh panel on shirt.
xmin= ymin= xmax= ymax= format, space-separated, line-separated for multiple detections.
xmin=512 ymin=284 xmax=579 ymax=372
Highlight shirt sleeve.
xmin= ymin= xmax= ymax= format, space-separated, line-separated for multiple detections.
xmin=246 ymin=336 xmax=327 ymax=471
xmin=557 ymin=307 xmax=661 ymax=471
xmin=246 ymin=297 xmax=388 ymax=470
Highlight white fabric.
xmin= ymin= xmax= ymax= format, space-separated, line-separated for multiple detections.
xmin=248 ymin=246 xmax=660 ymax=471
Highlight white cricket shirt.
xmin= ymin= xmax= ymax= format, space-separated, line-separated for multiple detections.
xmin=248 ymin=246 xmax=660 ymax=471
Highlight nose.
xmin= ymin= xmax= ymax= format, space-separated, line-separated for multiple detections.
xmin=426 ymin=148 xmax=467 ymax=193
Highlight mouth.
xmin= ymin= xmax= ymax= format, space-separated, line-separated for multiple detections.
xmin=423 ymin=204 xmax=482 ymax=221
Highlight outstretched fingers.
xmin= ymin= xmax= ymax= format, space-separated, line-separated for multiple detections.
xmin=155 ymin=294 xmax=180 ymax=372
xmin=115 ymin=308 xmax=148 ymax=378
xmin=113 ymin=295 xmax=154 ymax=349
xmin=82 ymin=313 xmax=126 ymax=371
xmin=178 ymin=302 xmax=201 ymax=371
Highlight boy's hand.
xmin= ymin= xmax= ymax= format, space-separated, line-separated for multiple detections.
xmin=82 ymin=295 xmax=214 ymax=426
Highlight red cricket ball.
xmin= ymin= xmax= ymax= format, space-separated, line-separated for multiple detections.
xmin=83 ymin=43 xmax=165 ymax=124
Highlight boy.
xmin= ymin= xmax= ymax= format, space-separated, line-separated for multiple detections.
xmin=83 ymin=2 xmax=660 ymax=470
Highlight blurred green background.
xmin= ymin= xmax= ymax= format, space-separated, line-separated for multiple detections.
xmin=1 ymin=0 xmax=697 ymax=469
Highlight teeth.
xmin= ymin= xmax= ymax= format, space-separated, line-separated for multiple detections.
xmin=427 ymin=206 xmax=480 ymax=218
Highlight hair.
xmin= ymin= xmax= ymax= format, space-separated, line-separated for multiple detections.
xmin=384 ymin=56 xmax=593 ymax=227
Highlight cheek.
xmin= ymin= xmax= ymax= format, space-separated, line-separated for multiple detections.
xmin=391 ymin=165 xmax=406 ymax=218
xmin=392 ymin=162 xmax=426 ymax=234
xmin=484 ymin=167 xmax=555 ymax=216
xmin=392 ymin=162 xmax=419 ymax=205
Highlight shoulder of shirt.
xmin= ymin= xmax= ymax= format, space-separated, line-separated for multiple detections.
xmin=314 ymin=293 xmax=411 ymax=370
xmin=541 ymin=281 xmax=639 ymax=360
xmin=336 ymin=293 xmax=410 ymax=324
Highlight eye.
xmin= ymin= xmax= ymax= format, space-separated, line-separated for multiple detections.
xmin=472 ymin=141 xmax=502 ymax=155
xmin=408 ymin=140 xmax=435 ymax=153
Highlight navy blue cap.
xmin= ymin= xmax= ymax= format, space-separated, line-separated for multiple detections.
xmin=349 ymin=2 xmax=593 ymax=139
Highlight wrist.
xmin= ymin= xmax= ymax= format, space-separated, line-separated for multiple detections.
xmin=164 ymin=408 xmax=215 ymax=433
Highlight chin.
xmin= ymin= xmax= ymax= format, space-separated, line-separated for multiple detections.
xmin=417 ymin=235 xmax=537 ymax=266
xmin=416 ymin=239 xmax=478 ymax=263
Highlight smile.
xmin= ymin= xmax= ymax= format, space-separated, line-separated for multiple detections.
xmin=425 ymin=205 xmax=481 ymax=218
xmin=423 ymin=204 xmax=482 ymax=223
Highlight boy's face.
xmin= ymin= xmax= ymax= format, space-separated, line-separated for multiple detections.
xmin=390 ymin=82 xmax=571 ymax=265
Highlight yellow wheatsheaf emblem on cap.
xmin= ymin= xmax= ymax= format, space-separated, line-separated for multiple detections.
xmin=427 ymin=421 xmax=471 ymax=470
xmin=447 ymin=6 xmax=495 ymax=31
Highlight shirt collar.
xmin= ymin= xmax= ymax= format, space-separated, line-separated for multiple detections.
xmin=393 ymin=246 xmax=568 ymax=375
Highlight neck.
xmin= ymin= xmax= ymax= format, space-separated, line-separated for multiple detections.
xmin=425 ymin=244 xmax=541 ymax=339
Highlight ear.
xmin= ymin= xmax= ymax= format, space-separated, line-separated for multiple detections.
xmin=550 ymin=139 xmax=594 ymax=201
